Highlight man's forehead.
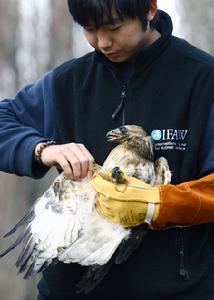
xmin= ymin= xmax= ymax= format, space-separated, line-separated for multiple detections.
xmin=104 ymin=16 xmax=122 ymax=24
xmin=85 ymin=4 xmax=124 ymax=26
xmin=87 ymin=16 xmax=123 ymax=27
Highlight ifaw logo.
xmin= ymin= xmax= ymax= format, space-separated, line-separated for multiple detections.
xmin=151 ymin=129 xmax=188 ymax=151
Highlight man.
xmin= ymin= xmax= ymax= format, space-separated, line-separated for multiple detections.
xmin=0 ymin=0 xmax=214 ymax=299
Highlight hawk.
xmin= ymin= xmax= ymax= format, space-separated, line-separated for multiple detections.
xmin=0 ymin=125 xmax=171 ymax=293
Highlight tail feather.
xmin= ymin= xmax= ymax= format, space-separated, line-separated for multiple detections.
xmin=76 ymin=258 xmax=114 ymax=295
xmin=115 ymin=224 xmax=149 ymax=264
xmin=37 ymin=259 xmax=53 ymax=274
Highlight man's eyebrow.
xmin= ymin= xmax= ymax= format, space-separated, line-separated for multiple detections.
xmin=103 ymin=17 xmax=122 ymax=25
xmin=110 ymin=17 xmax=122 ymax=22
xmin=85 ymin=17 xmax=122 ymax=28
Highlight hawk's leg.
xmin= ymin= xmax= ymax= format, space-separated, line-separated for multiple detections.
xmin=155 ymin=157 xmax=171 ymax=185
xmin=111 ymin=167 xmax=125 ymax=184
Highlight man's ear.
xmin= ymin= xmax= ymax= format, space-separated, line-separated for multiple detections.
xmin=147 ymin=0 xmax=158 ymax=21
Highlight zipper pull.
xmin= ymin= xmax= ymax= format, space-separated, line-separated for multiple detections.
xmin=178 ymin=235 xmax=190 ymax=280
xmin=112 ymin=86 xmax=126 ymax=122
xmin=112 ymin=100 xmax=124 ymax=120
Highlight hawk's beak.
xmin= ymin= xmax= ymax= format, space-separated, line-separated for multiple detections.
xmin=106 ymin=128 xmax=123 ymax=142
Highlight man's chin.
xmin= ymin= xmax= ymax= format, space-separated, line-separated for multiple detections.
xmin=105 ymin=55 xmax=128 ymax=63
xmin=109 ymin=57 xmax=126 ymax=62
xmin=100 ymin=51 xmax=128 ymax=62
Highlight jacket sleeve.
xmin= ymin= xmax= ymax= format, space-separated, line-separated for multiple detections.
xmin=0 ymin=71 xmax=56 ymax=178
xmin=199 ymin=100 xmax=214 ymax=177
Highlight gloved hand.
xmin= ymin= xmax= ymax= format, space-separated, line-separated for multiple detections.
xmin=93 ymin=170 xmax=214 ymax=229
xmin=93 ymin=170 xmax=160 ymax=228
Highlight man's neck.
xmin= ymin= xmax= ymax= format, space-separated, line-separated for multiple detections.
xmin=145 ymin=29 xmax=161 ymax=48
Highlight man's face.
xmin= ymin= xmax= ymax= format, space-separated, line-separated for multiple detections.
xmin=83 ymin=16 xmax=154 ymax=62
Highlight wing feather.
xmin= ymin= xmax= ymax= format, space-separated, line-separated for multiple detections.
xmin=58 ymin=209 xmax=130 ymax=265
xmin=0 ymin=175 xmax=96 ymax=278
xmin=0 ymin=225 xmax=32 ymax=257
xmin=3 ymin=208 xmax=35 ymax=238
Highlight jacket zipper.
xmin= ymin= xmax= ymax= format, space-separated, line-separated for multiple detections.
xmin=178 ymin=231 xmax=190 ymax=280
xmin=112 ymin=85 xmax=127 ymax=125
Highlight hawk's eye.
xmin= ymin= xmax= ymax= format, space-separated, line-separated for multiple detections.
xmin=119 ymin=126 xmax=128 ymax=135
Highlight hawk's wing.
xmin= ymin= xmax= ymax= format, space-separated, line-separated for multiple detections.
xmin=58 ymin=208 xmax=129 ymax=266
xmin=0 ymin=172 xmax=130 ymax=279
xmin=0 ymin=125 xmax=172 ymax=294
xmin=0 ymin=174 xmax=96 ymax=279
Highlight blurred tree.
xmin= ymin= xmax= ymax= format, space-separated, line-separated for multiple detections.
xmin=0 ymin=1 xmax=74 ymax=299
xmin=178 ymin=0 xmax=214 ymax=54
xmin=0 ymin=0 xmax=76 ymax=98
xmin=0 ymin=0 xmax=18 ymax=97
xmin=49 ymin=0 xmax=73 ymax=66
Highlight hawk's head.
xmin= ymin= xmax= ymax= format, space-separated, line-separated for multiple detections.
xmin=106 ymin=125 xmax=146 ymax=144
xmin=106 ymin=125 xmax=154 ymax=161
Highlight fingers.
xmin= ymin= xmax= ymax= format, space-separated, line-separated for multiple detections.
xmin=56 ymin=155 xmax=74 ymax=179
xmin=77 ymin=144 xmax=94 ymax=178
xmin=41 ymin=142 xmax=94 ymax=180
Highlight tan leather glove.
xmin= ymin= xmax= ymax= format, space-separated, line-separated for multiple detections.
xmin=93 ymin=170 xmax=214 ymax=229
xmin=93 ymin=170 xmax=160 ymax=228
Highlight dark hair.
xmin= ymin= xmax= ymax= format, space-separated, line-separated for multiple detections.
xmin=67 ymin=0 xmax=157 ymax=30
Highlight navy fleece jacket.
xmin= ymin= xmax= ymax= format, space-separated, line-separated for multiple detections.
xmin=0 ymin=70 xmax=213 ymax=178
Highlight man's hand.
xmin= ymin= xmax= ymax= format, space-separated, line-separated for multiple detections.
xmin=93 ymin=171 xmax=160 ymax=228
xmin=35 ymin=142 xmax=94 ymax=180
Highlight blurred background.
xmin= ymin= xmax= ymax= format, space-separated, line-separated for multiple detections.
xmin=0 ymin=1 xmax=213 ymax=299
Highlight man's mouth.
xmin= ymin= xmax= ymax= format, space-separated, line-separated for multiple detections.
xmin=103 ymin=51 xmax=120 ymax=59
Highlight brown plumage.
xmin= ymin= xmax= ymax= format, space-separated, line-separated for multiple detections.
xmin=0 ymin=124 xmax=171 ymax=294
xmin=104 ymin=125 xmax=171 ymax=185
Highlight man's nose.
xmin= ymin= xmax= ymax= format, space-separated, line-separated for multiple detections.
xmin=97 ymin=31 xmax=113 ymax=50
